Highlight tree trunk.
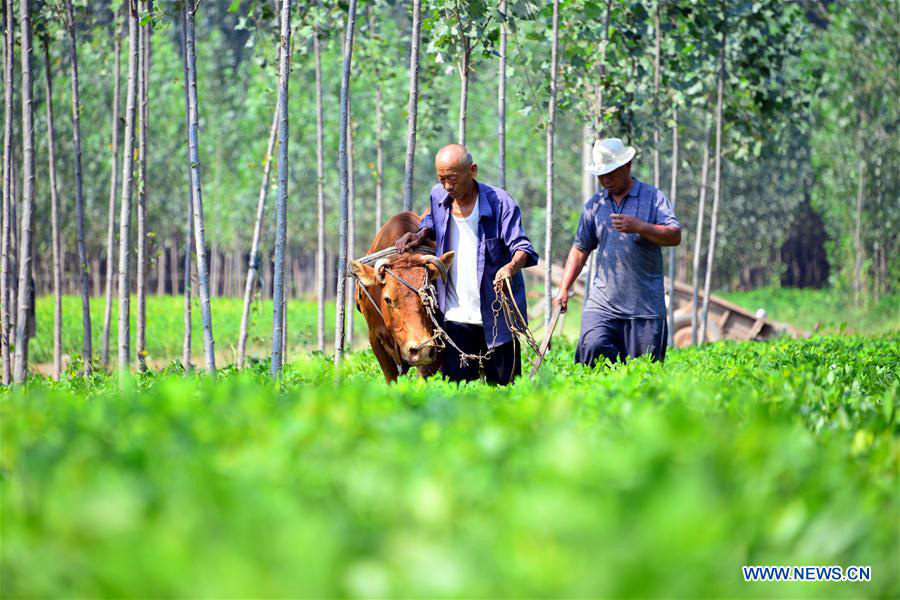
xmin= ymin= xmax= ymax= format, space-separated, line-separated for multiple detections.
xmin=169 ymin=235 xmax=179 ymax=295
xmin=91 ymin=256 xmax=101 ymax=296
xmin=270 ymin=0 xmax=290 ymax=376
xmin=457 ymin=45 xmax=469 ymax=146
xmin=314 ymin=10 xmax=327 ymax=353
xmin=666 ymin=109 xmax=678 ymax=347
xmin=292 ymin=249 xmax=302 ymax=297
xmin=209 ymin=246 xmax=219 ymax=297
xmin=182 ymin=203 xmax=193 ymax=369
xmin=334 ymin=0 xmax=358 ymax=371
xmin=183 ymin=2 xmax=215 ymax=374
xmin=690 ymin=120 xmax=711 ymax=345
xmin=374 ymin=85 xmax=384 ymax=230
xmin=543 ymin=0 xmax=559 ymax=327
xmin=590 ymin=0 xmax=612 ymax=137
xmin=700 ymin=27 xmax=726 ymax=345
xmin=102 ymin=13 xmax=121 ymax=368
xmin=65 ymin=0 xmax=94 ymax=371
xmin=135 ymin=0 xmax=151 ymax=372
xmin=652 ymin=1 xmax=661 ymax=190
xmin=43 ymin=37 xmax=63 ymax=380
xmin=402 ymin=0 xmax=421 ymax=212
xmin=2 ymin=0 xmax=14 ymax=384
xmin=177 ymin=11 xmax=192 ymax=370
xmin=237 ymin=104 xmax=278 ymax=369
xmin=8 ymin=156 xmax=16 ymax=351
xmin=156 ymin=245 xmax=165 ymax=294
xmin=369 ymin=7 xmax=384 ymax=232
xmin=498 ymin=0 xmax=507 ymax=189
xmin=116 ymin=0 xmax=139 ymax=373
xmin=853 ymin=157 xmax=864 ymax=307
xmin=13 ymin=0 xmax=35 ymax=383
xmin=581 ymin=124 xmax=595 ymax=300
xmin=346 ymin=112 xmax=355 ymax=349
xmin=281 ymin=288 xmax=288 ymax=362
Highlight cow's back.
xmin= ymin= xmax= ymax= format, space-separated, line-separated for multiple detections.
xmin=367 ymin=211 xmax=431 ymax=254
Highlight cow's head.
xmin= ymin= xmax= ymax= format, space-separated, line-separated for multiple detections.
xmin=349 ymin=252 xmax=455 ymax=366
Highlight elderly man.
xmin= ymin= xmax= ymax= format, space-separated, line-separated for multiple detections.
xmin=553 ymin=138 xmax=681 ymax=367
xmin=396 ymin=144 xmax=538 ymax=385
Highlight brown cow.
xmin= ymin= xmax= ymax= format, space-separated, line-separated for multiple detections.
xmin=349 ymin=212 xmax=455 ymax=383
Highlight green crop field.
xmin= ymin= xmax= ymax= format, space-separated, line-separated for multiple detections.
xmin=2 ymin=296 xmax=898 ymax=597
xmin=26 ymin=287 xmax=900 ymax=369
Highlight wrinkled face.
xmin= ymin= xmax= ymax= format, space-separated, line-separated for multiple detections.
xmin=435 ymin=156 xmax=477 ymax=202
xmin=598 ymin=161 xmax=632 ymax=196
xmin=350 ymin=252 xmax=455 ymax=366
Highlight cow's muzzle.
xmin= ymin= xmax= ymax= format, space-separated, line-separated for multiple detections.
xmin=405 ymin=342 xmax=438 ymax=366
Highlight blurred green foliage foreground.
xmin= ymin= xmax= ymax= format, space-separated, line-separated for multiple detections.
xmin=2 ymin=335 xmax=898 ymax=598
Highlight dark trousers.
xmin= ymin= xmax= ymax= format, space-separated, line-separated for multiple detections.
xmin=441 ymin=320 xmax=521 ymax=386
xmin=575 ymin=314 xmax=667 ymax=368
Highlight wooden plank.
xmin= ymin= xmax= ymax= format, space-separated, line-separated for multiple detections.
xmin=747 ymin=317 xmax=766 ymax=339
xmin=717 ymin=309 xmax=732 ymax=330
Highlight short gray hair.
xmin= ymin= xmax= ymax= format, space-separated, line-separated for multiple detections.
xmin=459 ymin=148 xmax=474 ymax=168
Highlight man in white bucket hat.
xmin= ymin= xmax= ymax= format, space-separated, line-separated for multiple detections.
xmin=553 ymin=138 xmax=681 ymax=366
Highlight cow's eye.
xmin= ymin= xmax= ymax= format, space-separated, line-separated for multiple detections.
xmin=383 ymin=296 xmax=393 ymax=307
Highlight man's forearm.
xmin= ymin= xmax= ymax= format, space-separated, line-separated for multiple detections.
xmin=638 ymin=223 xmax=681 ymax=246
xmin=509 ymin=250 xmax=530 ymax=273
xmin=559 ymin=246 xmax=589 ymax=294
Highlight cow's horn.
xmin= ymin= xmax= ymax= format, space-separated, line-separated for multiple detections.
xmin=424 ymin=255 xmax=448 ymax=282
xmin=373 ymin=258 xmax=390 ymax=284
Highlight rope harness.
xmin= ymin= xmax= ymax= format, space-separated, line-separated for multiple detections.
xmin=349 ymin=249 xmax=544 ymax=376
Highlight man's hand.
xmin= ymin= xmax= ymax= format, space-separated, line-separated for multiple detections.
xmin=493 ymin=250 xmax=532 ymax=285
xmin=395 ymin=231 xmax=423 ymax=253
xmin=552 ymin=289 xmax=569 ymax=313
xmin=610 ymin=214 xmax=645 ymax=234
xmin=493 ymin=261 xmax=517 ymax=285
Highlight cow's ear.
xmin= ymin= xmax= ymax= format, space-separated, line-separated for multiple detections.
xmin=425 ymin=251 xmax=455 ymax=282
xmin=349 ymin=260 xmax=377 ymax=287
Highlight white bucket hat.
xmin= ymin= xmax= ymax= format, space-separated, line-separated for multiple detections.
xmin=586 ymin=137 xmax=636 ymax=176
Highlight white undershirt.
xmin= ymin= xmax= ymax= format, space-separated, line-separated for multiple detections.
xmin=444 ymin=204 xmax=482 ymax=325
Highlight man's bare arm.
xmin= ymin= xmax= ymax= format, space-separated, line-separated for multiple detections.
xmin=494 ymin=250 xmax=532 ymax=283
xmin=636 ymin=223 xmax=681 ymax=246
xmin=610 ymin=214 xmax=681 ymax=246
xmin=552 ymin=245 xmax=591 ymax=312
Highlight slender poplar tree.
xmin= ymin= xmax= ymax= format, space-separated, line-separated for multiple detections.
xmin=64 ymin=0 xmax=92 ymax=375
xmin=497 ymin=0 xmax=507 ymax=189
xmin=237 ymin=108 xmax=278 ymax=369
xmin=117 ymin=0 xmax=139 ymax=373
xmin=314 ymin=1 xmax=327 ymax=353
xmin=13 ymin=0 xmax=35 ymax=383
xmin=543 ymin=0 xmax=559 ymax=327
xmin=43 ymin=36 xmax=63 ymax=380
xmin=401 ymin=0 xmax=421 ymax=212
xmin=334 ymin=0 xmax=358 ymax=370
xmin=2 ymin=0 xmax=15 ymax=384
xmin=183 ymin=0 xmax=216 ymax=374
xmin=700 ymin=24 xmax=726 ymax=344
xmin=102 ymin=9 xmax=121 ymax=368
xmin=270 ymin=0 xmax=291 ymax=376
xmin=690 ymin=121 xmax=711 ymax=345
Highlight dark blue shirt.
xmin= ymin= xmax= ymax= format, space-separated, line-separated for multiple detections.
xmin=574 ymin=177 xmax=680 ymax=319
xmin=419 ymin=181 xmax=539 ymax=348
